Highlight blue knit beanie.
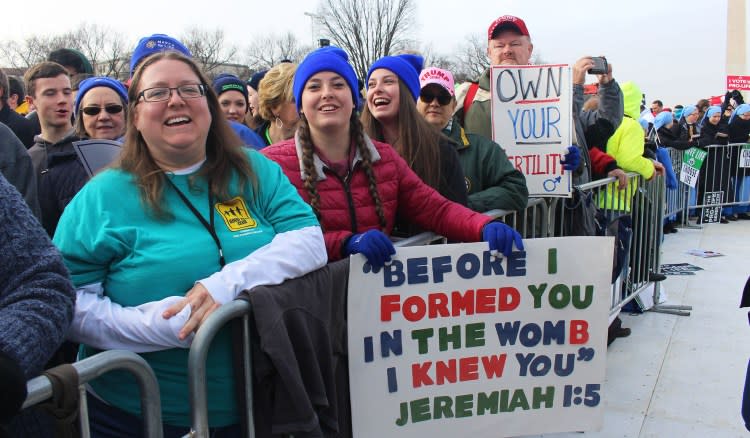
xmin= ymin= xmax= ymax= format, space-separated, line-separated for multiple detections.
xmin=366 ymin=54 xmax=424 ymax=101
xmin=247 ymin=70 xmax=268 ymax=91
xmin=130 ymin=34 xmax=192 ymax=77
xmin=293 ymin=46 xmax=359 ymax=113
xmin=653 ymin=111 xmax=674 ymax=130
xmin=74 ymin=77 xmax=128 ymax=116
xmin=212 ymin=73 xmax=249 ymax=104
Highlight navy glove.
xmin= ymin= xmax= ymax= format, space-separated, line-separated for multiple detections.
xmin=560 ymin=146 xmax=581 ymax=171
xmin=482 ymin=222 xmax=524 ymax=258
xmin=345 ymin=229 xmax=396 ymax=269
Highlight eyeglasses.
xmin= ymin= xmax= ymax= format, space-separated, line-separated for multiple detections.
xmin=137 ymin=84 xmax=206 ymax=103
xmin=81 ymin=104 xmax=124 ymax=116
xmin=419 ymin=91 xmax=452 ymax=106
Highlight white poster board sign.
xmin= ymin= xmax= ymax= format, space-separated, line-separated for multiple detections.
xmin=348 ymin=237 xmax=612 ymax=438
xmin=490 ymin=65 xmax=572 ymax=197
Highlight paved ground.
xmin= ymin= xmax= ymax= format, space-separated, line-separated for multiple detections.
xmin=529 ymin=219 xmax=750 ymax=437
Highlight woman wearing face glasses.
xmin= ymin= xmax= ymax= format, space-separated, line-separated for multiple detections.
xmin=53 ymin=51 xmax=325 ymax=436
xmin=73 ymin=77 xmax=128 ymax=141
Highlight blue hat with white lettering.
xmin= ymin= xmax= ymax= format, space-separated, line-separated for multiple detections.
xmin=130 ymin=34 xmax=192 ymax=77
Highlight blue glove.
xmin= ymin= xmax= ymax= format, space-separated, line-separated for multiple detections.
xmin=560 ymin=146 xmax=581 ymax=171
xmin=482 ymin=222 xmax=524 ymax=258
xmin=345 ymin=229 xmax=396 ymax=269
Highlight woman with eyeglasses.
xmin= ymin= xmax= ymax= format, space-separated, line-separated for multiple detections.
xmin=361 ymin=54 xmax=468 ymax=212
xmin=52 ymin=51 xmax=325 ymax=437
xmin=73 ymin=77 xmax=128 ymax=141
xmin=416 ymin=67 xmax=529 ymax=213
xmin=262 ymin=46 xmax=523 ymax=270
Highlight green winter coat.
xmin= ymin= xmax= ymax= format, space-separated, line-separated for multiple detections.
xmin=443 ymin=118 xmax=529 ymax=213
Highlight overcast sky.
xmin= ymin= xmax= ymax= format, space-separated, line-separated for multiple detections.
xmin=2 ymin=0 xmax=745 ymax=107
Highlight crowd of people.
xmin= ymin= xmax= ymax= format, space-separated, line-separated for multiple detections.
xmin=1 ymin=12 xmax=749 ymax=438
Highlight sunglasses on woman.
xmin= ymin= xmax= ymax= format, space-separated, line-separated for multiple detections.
xmin=419 ymin=91 xmax=452 ymax=106
xmin=81 ymin=104 xmax=124 ymax=116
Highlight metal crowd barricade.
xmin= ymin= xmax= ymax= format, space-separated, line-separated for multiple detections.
xmin=393 ymin=199 xmax=548 ymax=248
xmin=187 ymin=299 xmax=254 ymax=438
xmin=22 ymin=350 xmax=164 ymax=438
xmin=688 ymin=143 xmax=750 ymax=221
xmin=664 ymin=147 xmax=692 ymax=227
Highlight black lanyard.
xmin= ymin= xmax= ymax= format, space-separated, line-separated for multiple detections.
xmin=165 ymin=177 xmax=226 ymax=267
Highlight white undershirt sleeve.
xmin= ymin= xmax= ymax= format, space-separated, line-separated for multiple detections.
xmin=68 ymin=283 xmax=194 ymax=352
xmin=199 ymin=225 xmax=326 ymax=304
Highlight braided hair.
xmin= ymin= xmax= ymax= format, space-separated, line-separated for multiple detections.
xmin=297 ymin=113 xmax=387 ymax=231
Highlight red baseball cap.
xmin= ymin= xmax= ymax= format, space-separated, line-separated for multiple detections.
xmin=487 ymin=15 xmax=530 ymax=40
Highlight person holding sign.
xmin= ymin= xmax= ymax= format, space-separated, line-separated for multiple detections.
xmin=73 ymin=76 xmax=128 ymax=141
xmin=415 ymin=66 xmax=529 ymax=213
xmin=53 ymin=50 xmax=326 ymax=436
xmin=454 ymin=14 xmax=626 ymax=188
xmin=262 ymin=46 xmax=523 ymax=268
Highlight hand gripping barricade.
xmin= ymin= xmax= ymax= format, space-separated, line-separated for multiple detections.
xmin=22 ymin=350 xmax=164 ymax=438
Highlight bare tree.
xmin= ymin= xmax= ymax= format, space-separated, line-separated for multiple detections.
xmin=180 ymin=27 xmax=238 ymax=76
xmin=316 ymin=0 xmax=416 ymax=79
xmin=455 ymin=34 xmax=489 ymax=81
xmin=244 ymin=32 xmax=311 ymax=70
xmin=0 ymin=23 xmax=129 ymax=78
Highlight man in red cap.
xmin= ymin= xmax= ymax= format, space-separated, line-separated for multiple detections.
xmin=455 ymin=15 xmax=628 ymax=188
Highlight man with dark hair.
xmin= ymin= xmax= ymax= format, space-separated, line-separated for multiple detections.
xmin=6 ymin=76 xmax=25 ymax=111
xmin=651 ymin=99 xmax=664 ymax=115
xmin=46 ymin=48 xmax=94 ymax=76
xmin=24 ymin=62 xmax=84 ymax=236
xmin=0 ymin=70 xmax=36 ymax=148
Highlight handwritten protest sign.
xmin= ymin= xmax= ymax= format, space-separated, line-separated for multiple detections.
xmin=739 ymin=145 xmax=750 ymax=168
xmin=490 ymin=65 xmax=572 ymax=197
xmin=680 ymin=147 xmax=708 ymax=188
xmin=348 ymin=238 xmax=613 ymax=438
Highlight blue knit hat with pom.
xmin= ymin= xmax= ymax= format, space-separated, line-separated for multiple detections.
xmin=366 ymin=54 xmax=424 ymax=101
xmin=293 ymin=46 xmax=359 ymax=113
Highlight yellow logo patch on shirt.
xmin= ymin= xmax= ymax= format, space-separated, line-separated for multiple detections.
xmin=215 ymin=197 xmax=257 ymax=231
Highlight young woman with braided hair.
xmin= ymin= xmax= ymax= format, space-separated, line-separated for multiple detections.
xmin=263 ymin=46 xmax=523 ymax=268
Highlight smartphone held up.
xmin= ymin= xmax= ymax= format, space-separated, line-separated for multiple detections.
xmin=588 ymin=56 xmax=608 ymax=75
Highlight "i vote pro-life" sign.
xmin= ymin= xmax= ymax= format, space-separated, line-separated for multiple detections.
xmin=490 ymin=65 xmax=573 ymax=197
xmin=347 ymin=238 xmax=612 ymax=437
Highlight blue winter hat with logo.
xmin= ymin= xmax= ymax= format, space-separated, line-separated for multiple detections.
xmin=366 ymin=54 xmax=424 ymax=101
xmin=293 ymin=46 xmax=360 ymax=113
xmin=130 ymin=34 xmax=192 ymax=77
xmin=653 ymin=111 xmax=674 ymax=131
xmin=74 ymin=77 xmax=128 ymax=115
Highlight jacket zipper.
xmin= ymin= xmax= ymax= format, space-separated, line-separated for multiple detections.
xmin=325 ymin=165 xmax=359 ymax=233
